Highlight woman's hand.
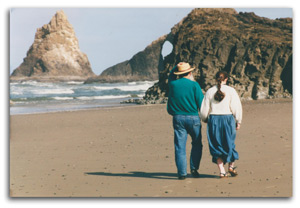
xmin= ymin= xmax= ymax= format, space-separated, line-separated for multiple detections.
xmin=236 ymin=123 xmax=241 ymax=130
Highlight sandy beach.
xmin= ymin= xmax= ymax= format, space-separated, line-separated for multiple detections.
xmin=9 ymin=99 xmax=293 ymax=197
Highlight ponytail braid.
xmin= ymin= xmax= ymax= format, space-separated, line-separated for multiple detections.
xmin=214 ymin=71 xmax=228 ymax=102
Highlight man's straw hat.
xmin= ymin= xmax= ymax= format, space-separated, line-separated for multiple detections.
xmin=174 ymin=62 xmax=195 ymax=75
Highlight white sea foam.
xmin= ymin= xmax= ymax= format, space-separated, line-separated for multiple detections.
xmin=92 ymin=83 xmax=153 ymax=92
xmin=11 ymin=101 xmax=27 ymax=104
xmin=53 ymin=97 xmax=74 ymax=100
xmin=21 ymin=81 xmax=55 ymax=88
xmin=10 ymin=82 xmax=19 ymax=86
xmin=31 ymin=88 xmax=74 ymax=95
xmin=92 ymin=86 xmax=117 ymax=90
xmin=10 ymin=90 xmax=22 ymax=95
xmin=116 ymin=84 xmax=153 ymax=91
xmin=21 ymin=80 xmax=38 ymax=85
xmin=128 ymin=82 xmax=137 ymax=85
xmin=10 ymin=85 xmax=27 ymax=96
xmin=66 ymin=81 xmax=84 ymax=85
xmin=76 ymin=95 xmax=130 ymax=100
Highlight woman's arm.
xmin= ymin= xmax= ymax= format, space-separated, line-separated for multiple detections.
xmin=200 ymin=93 xmax=210 ymax=123
xmin=230 ymin=88 xmax=243 ymax=126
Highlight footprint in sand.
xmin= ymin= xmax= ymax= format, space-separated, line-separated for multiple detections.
xmin=164 ymin=190 xmax=173 ymax=194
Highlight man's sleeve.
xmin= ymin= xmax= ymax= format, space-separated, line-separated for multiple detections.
xmin=195 ymin=83 xmax=204 ymax=110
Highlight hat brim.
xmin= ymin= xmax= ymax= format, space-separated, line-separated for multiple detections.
xmin=174 ymin=67 xmax=195 ymax=75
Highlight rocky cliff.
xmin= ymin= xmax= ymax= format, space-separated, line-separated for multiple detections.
xmin=142 ymin=8 xmax=292 ymax=103
xmin=85 ymin=35 xmax=168 ymax=83
xmin=10 ymin=10 xmax=95 ymax=82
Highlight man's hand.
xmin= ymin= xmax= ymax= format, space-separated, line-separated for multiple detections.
xmin=236 ymin=123 xmax=241 ymax=130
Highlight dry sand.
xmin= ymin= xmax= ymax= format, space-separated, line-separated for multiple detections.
xmin=9 ymin=99 xmax=293 ymax=197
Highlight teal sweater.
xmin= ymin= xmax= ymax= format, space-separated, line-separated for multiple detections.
xmin=167 ymin=67 xmax=204 ymax=116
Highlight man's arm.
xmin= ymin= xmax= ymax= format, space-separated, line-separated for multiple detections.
xmin=195 ymin=83 xmax=204 ymax=111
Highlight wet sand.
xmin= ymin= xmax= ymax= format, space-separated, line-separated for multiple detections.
xmin=9 ymin=99 xmax=293 ymax=197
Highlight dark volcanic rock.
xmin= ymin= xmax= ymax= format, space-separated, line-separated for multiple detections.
xmin=10 ymin=10 xmax=95 ymax=82
xmin=143 ymin=8 xmax=292 ymax=103
xmin=85 ymin=35 xmax=168 ymax=83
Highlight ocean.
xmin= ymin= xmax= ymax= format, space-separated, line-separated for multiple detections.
xmin=10 ymin=80 xmax=157 ymax=115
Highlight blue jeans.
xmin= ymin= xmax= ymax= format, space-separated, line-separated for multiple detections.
xmin=173 ymin=115 xmax=203 ymax=177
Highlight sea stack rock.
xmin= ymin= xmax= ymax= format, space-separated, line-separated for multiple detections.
xmin=10 ymin=10 xmax=95 ymax=82
xmin=143 ymin=8 xmax=292 ymax=102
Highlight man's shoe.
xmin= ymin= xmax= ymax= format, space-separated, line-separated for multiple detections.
xmin=178 ymin=175 xmax=186 ymax=180
xmin=191 ymin=169 xmax=200 ymax=178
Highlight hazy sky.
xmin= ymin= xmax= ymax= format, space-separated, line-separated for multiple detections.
xmin=10 ymin=8 xmax=292 ymax=75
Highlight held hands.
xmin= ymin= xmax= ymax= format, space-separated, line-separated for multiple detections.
xmin=236 ymin=123 xmax=241 ymax=130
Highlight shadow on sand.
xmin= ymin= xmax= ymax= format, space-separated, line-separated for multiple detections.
xmin=84 ymin=171 xmax=219 ymax=180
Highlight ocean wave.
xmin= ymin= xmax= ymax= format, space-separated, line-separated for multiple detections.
xmin=20 ymin=80 xmax=39 ymax=85
xmin=53 ymin=97 xmax=74 ymax=100
xmin=116 ymin=85 xmax=152 ymax=91
xmin=92 ymin=84 xmax=153 ymax=92
xmin=128 ymin=82 xmax=137 ymax=85
xmin=19 ymin=81 xmax=56 ymax=88
xmin=10 ymin=91 xmax=22 ymax=95
xmin=9 ymin=80 xmax=154 ymax=114
xmin=92 ymin=86 xmax=117 ymax=90
xmin=11 ymin=97 xmax=53 ymax=102
xmin=30 ymin=88 xmax=74 ymax=95
xmin=11 ymin=97 xmax=28 ymax=101
xmin=10 ymin=101 xmax=27 ymax=104
xmin=66 ymin=81 xmax=84 ymax=85
xmin=76 ymin=95 xmax=131 ymax=100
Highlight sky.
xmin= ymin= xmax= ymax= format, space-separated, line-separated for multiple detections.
xmin=10 ymin=7 xmax=292 ymax=75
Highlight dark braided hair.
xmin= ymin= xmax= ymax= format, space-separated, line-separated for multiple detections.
xmin=214 ymin=71 xmax=228 ymax=102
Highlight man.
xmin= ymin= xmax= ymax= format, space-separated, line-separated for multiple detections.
xmin=167 ymin=62 xmax=204 ymax=180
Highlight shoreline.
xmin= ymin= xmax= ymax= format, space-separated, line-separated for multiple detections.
xmin=10 ymin=97 xmax=293 ymax=116
xmin=10 ymin=102 xmax=139 ymax=116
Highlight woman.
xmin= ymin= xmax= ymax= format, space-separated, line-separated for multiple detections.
xmin=200 ymin=71 xmax=242 ymax=178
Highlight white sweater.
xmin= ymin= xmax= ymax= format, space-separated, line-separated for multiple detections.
xmin=200 ymin=85 xmax=242 ymax=124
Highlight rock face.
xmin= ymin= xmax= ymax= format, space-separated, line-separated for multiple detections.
xmin=10 ymin=10 xmax=95 ymax=82
xmin=143 ymin=8 xmax=292 ymax=102
xmin=85 ymin=35 xmax=167 ymax=83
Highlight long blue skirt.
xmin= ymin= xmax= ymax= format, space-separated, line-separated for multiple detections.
xmin=207 ymin=114 xmax=239 ymax=164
